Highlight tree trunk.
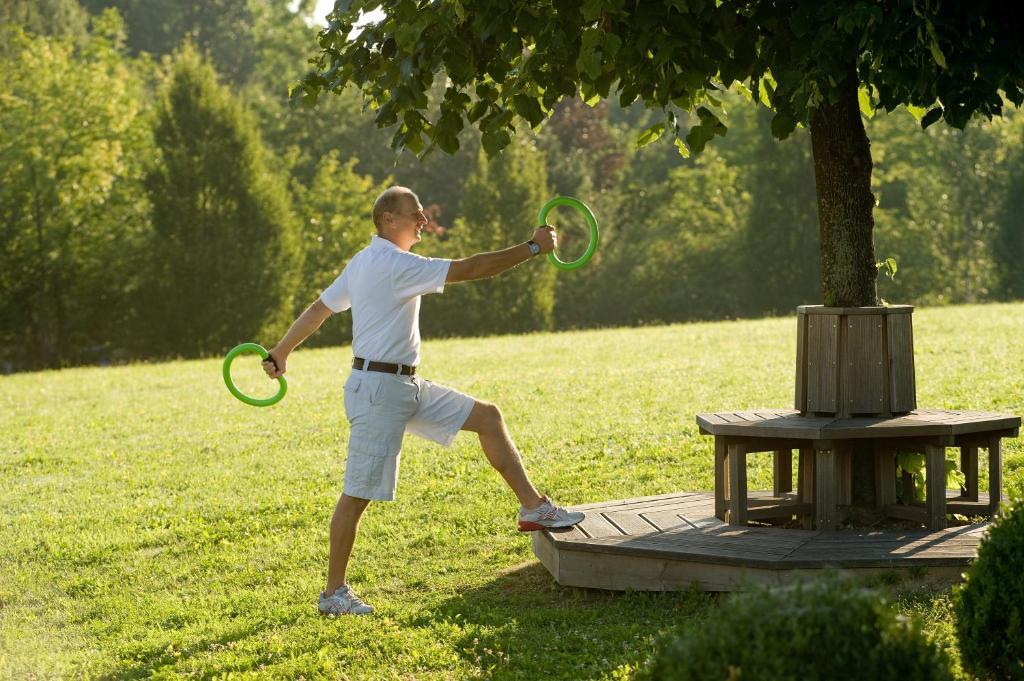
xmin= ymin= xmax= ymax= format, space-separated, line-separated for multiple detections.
xmin=808 ymin=64 xmax=880 ymax=509
xmin=809 ymin=64 xmax=877 ymax=307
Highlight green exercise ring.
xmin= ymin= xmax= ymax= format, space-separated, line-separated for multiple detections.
xmin=538 ymin=196 xmax=599 ymax=271
xmin=223 ymin=342 xmax=287 ymax=407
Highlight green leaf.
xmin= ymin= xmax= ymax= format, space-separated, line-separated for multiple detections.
xmin=905 ymin=104 xmax=926 ymax=121
xmin=481 ymin=128 xmax=511 ymax=156
xmin=946 ymin=460 xmax=966 ymax=490
xmin=858 ymin=87 xmax=875 ymax=119
xmin=512 ymin=94 xmax=544 ymax=128
xmin=467 ymin=100 xmax=489 ymax=123
xmin=636 ymin=121 xmax=666 ymax=149
xmin=733 ymin=82 xmax=753 ymax=101
xmin=929 ymin=39 xmax=948 ymax=70
xmin=769 ymin=111 xmax=795 ymax=139
xmin=582 ymin=0 xmax=604 ymax=22
xmin=673 ymin=137 xmax=690 ymax=158
xmin=875 ymin=256 xmax=898 ymax=280
xmin=450 ymin=0 xmax=466 ymax=22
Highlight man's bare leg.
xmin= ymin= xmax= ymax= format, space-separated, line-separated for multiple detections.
xmin=325 ymin=493 xmax=370 ymax=595
xmin=462 ymin=401 xmax=545 ymax=509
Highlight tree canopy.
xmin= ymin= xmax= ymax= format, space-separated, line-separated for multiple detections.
xmin=297 ymin=1 xmax=1024 ymax=159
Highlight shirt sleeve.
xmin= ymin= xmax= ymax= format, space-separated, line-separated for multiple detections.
xmin=391 ymin=251 xmax=452 ymax=300
xmin=319 ymin=266 xmax=352 ymax=312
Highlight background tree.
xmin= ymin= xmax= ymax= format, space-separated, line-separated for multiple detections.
xmin=0 ymin=0 xmax=88 ymax=47
xmin=79 ymin=0 xmax=262 ymax=85
xmin=421 ymin=138 xmax=555 ymax=337
xmin=738 ymin=107 xmax=820 ymax=315
xmin=0 ymin=11 xmax=150 ymax=370
xmin=290 ymin=150 xmax=389 ymax=347
xmin=993 ymin=121 xmax=1024 ymax=300
xmin=298 ymin=0 xmax=1024 ymax=309
xmin=142 ymin=44 xmax=301 ymax=357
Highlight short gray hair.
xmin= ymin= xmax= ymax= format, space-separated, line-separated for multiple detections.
xmin=372 ymin=186 xmax=417 ymax=230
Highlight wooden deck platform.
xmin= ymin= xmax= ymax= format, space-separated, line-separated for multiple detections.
xmin=532 ymin=491 xmax=993 ymax=591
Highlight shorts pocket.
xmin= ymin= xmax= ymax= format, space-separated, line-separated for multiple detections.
xmin=345 ymin=434 xmax=397 ymax=495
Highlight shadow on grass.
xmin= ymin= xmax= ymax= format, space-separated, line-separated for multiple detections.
xmin=413 ymin=560 xmax=717 ymax=680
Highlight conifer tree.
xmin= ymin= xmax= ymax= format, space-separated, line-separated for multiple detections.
xmin=422 ymin=138 xmax=554 ymax=337
xmin=144 ymin=44 xmax=300 ymax=357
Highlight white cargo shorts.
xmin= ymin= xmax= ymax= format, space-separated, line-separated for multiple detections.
xmin=342 ymin=369 xmax=476 ymax=501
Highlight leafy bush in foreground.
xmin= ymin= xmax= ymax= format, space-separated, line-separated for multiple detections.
xmin=955 ymin=500 xmax=1024 ymax=680
xmin=644 ymin=577 xmax=952 ymax=681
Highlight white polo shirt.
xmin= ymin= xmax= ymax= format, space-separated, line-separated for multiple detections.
xmin=319 ymin=235 xmax=451 ymax=367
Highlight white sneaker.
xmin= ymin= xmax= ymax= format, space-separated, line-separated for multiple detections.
xmin=318 ymin=585 xmax=374 ymax=615
xmin=518 ymin=495 xmax=585 ymax=531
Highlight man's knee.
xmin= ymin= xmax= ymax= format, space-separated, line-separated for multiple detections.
xmin=464 ymin=400 xmax=504 ymax=434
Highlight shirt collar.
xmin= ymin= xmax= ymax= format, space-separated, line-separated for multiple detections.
xmin=371 ymin=234 xmax=403 ymax=252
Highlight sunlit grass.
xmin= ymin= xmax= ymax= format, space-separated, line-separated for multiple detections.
xmin=2 ymin=303 xmax=1022 ymax=678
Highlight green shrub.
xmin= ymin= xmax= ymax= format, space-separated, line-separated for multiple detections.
xmin=955 ymin=500 xmax=1024 ymax=680
xmin=644 ymin=577 xmax=952 ymax=681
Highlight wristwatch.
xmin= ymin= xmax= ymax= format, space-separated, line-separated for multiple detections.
xmin=527 ymin=240 xmax=541 ymax=256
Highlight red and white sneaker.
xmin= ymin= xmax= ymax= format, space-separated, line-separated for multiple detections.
xmin=518 ymin=496 xmax=585 ymax=531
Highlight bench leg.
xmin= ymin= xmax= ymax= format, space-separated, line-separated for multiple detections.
xmin=815 ymin=447 xmax=836 ymax=530
xmin=728 ymin=443 xmax=748 ymax=526
xmin=874 ymin=444 xmax=897 ymax=509
xmin=960 ymin=446 xmax=978 ymax=501
xmin=714 ymin=437 xmax=727 ymax=521
xmin=925 ymin=444 xmax=947 ymax=530
xmin=988 ymin=438 xmax=1003 ymax=515
xmin=797 ymin=447 xmax=814 ymax=530
xmin=773 ymin=449 xmax=792 ymax=496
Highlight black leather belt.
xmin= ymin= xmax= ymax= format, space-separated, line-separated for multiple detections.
xmin=352 ymin=357 xmax=416 ymax=376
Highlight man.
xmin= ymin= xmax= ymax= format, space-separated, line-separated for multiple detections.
xmin=262 ymin=186 xmax=584 ymax=616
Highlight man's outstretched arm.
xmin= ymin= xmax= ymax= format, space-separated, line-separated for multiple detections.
xmin=446 ymin=226 xmax=557 ymax=284
xmin=262 ymin=299 xmax=334 ymax=377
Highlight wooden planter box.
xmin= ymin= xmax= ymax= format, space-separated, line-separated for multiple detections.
xmin=795 ymin=305 xmax=916 ymax=417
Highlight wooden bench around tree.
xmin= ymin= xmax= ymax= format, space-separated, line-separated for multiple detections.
xmin=696 ymin=409 xmax=1020 ymax=530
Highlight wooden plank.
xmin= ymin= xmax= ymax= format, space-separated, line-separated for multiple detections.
xmin=888 ymin=310 xmax=917 ymax=412
xmin=577 ymin=512 xmax=626 ymax=539
xmin=714 ymin=436 xmax=726 ymax=521
xmin=582 ymin=534 xmax=794 ymax=561
xmin=547 ymin=525 xmax=588 ymax=541
xmin=773 ymin=449 xmax=793 ymax=496
xmin=960 ymin=446 xmax=979 ymax=502
xmin=798 ymin=446 xmax=815 ymax=530
xmin=925 ymin=444 xmax=947 ymax=530
xmin=747 ymin=503 xmax=813 ymax=521
xmin=728 ymin=443 xmax=748 ymax=525
xmin=874 ymin=444 xmax=897 ymax=508
xmin=798 ymin=305 xmax=914 ymax=316
xmin=795 ymin=312 xmax=808 ymax=411
xmin=884 ymin=504 xmax=927 ymax=523
xmin=988 ymin=438 xmax=1002 ymax=515
xmin=569 ymin=492 xmax=701 ymax=513
xmin=806 ymin=314 xmax=839 ymax=413
xmin=603 ymin=510 xmax=662 ymax=536
xmin=836 ymin=309 xmax=849 ymax=417
xmin=844 ymin=314 xmax=885 ymax=414
xmin=879 ymin=313 xmax=892 ymax=415
xmin=815 ymin=447 xmax=836 ymax=530
xmin=836 ymin=443 xmax=852 ymax=506
xmin=551 ymin=545 xmax=777 ymax=591
xmin=946 ymin=500 xmax=998 ymax=515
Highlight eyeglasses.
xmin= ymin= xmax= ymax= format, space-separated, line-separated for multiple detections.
xmin=394 ymin=209 xmax=425 ymax=219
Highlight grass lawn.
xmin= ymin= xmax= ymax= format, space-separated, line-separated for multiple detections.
xmin=2 ymin=302 xmax=1022 ymax=679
